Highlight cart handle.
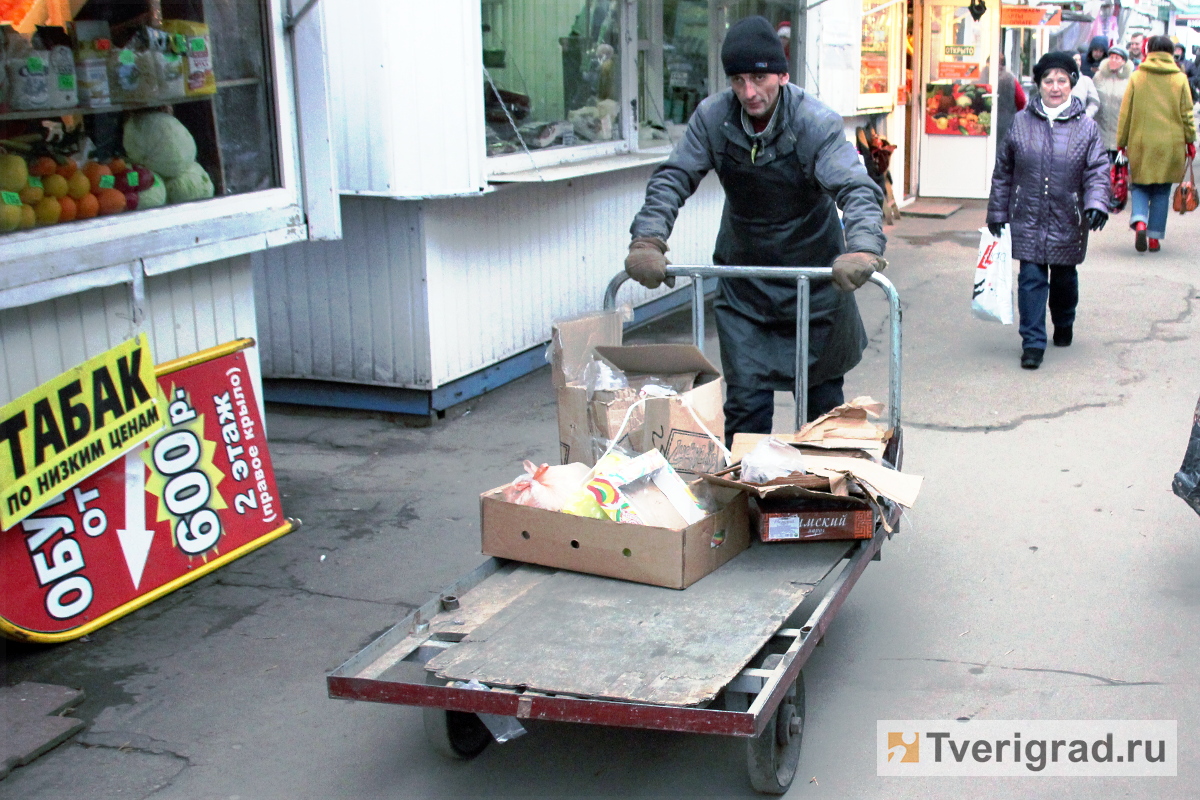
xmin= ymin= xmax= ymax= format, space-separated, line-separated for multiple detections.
xmin=603 ymin=266 xmax=902 ymax=434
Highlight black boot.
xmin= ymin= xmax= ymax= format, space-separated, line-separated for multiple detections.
xmin=1053 ymin=326 xmax=1073 ymax=347
xmin=1021 ymin=348 xmax=1044 ymax=369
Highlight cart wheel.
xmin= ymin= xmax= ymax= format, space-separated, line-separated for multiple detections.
xmin=746 ymin=661 xmax=805 ymax=795
xmin=423 ymin=673 xmax=491 ymax=760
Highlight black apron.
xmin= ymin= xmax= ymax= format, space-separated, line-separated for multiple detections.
xmin=711 ymin=118 xmax=869 ymax=392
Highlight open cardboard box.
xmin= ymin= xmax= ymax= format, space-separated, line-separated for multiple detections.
xmin=548 ymin=310 xmax=727 ymax=476
xmin=480 ymin=484 xmax=750 ymax=589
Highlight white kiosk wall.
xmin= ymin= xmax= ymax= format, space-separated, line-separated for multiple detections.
xmin=918 ymin=0 xmax=1001 ymax=198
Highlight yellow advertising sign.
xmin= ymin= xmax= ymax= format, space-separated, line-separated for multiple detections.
xmin=0 ymin=335 xmax=165 ymax=530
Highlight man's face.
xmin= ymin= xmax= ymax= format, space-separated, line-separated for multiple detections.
xmin=1091 ymin=47 xmax=1106 ymax=60
xmin=1131 ymin=36 xmax=1143 ymax=55
xmin=730 ymin=73 xmax=789 ymax=119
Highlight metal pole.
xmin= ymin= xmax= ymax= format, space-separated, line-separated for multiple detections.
xmin=795 ymin=276 xmax=810 ymax=431
xmin=691 ymin=275 xmax=706 ymax=350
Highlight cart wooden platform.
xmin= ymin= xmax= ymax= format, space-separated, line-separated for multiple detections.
xmin=327 ymin=267 xmax=904 ymax=793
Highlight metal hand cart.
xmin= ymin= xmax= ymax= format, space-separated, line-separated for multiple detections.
xmin=327 ymin=267 xmax=903 ymax=794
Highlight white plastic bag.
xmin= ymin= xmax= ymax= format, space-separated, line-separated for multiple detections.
xmin=741 ymin=437 xmax=808 ymax=484
xmin=971 ymin=226 xmax=1014 ymax=325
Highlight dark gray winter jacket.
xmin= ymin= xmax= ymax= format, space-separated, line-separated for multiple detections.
xmin=987 ymin=96 xmax=1109 ymax=266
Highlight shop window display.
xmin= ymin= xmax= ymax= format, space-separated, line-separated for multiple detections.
xmin=638 ymin=0 xmax=709 ymax=148
xmin=0 ymin=0 xmax=278 ymax=236
xmin=860 ymin=0 xmax=900 ymax=110
xmin=923 ymin=2 xmax=991 ymax=136
xmin=483 ymin=0 xmax=623 ymax=157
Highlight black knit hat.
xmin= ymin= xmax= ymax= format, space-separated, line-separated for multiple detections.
xmin=721 ymin=16 xmax=788 ymax=75
xmin=1033 ymin=51 xmax=1079 ymax=87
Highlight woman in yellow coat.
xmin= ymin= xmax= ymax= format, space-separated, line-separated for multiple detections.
xmin=1117 ymin=35 xmax=1197 ymax=252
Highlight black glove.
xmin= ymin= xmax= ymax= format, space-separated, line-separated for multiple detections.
xmin=1085 ymin=209 xmax=1107 ymax=231
xmin=987 ymin=222 xmax=1005 ymax=238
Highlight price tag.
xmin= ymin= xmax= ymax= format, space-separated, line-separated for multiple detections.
xmin=99 ymin=174 xmax=115 ymax=189
xmin=119 ymin=49 xmax=135 ymax=66
xmin=190 ymin=37 xmax=207 ymax=53
xmin=126 ymin=171 xmax=139 ymax=188
xmin=173 ymin=34 xmax=187 ymax=53
xmin=1 ymin=191 xmax=21 ymax=206
xmin=58 ymin=74 xmax=76 ymax=90
xmin=28 ymin=176 xmax=43 ymax=189
xmin=27 ymin=56 xmax=45 ymax=72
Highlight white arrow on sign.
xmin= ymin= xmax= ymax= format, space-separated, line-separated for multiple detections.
xmin=116 ymin=451 xmax=155 ymax=590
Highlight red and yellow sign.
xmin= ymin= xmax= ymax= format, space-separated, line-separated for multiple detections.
xmin=0 ymin=340 xmax=293 ymax=643
xmin=1 ymin=335 xmax=165 ymax=530
xmin=1001 ymin=5 xmax=1062 ymax=26
xmin=937 ymin=61 xmax=983 ymax=79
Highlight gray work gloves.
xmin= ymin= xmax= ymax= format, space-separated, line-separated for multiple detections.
xmin=831 ymin=252 xmax=887 ymax=292
xmin=625 ymin=237 xmax=675 ymax=289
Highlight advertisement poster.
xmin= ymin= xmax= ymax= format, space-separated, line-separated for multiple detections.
xmin=1 ymin=334 xmax=164 ymax=531
xmin=1000 ymin=5 xmax=1062 ymax=26
xmin=0 ymin=341 xmax=293 ymax=642
xmin=925 ymin=83 xmax=992 ymax=136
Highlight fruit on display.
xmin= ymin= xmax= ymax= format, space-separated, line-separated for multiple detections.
xmin=18 ymin=178 xmax=43 ymax=205
xmin=83 ymin=162 xmax=113 ymax=193
xmin=166 ymin=162 xmax=214 ymax=204
xmin=122 ymin=112 xmax=198 ymax=178
xmin=34 ymin=197 xmax=61 ymax=226
xmin=0 ymin=154 xmax=28 ymax=192
xmin=66 ymin=171 xmax=91 ymax=199
xmin=0 ymin=203 xmax=21 ymax=232
xmin=55 ymin=161 xmax=77 ymax=179
xmin=108 ymin=158 xmax=128 ymax=175
xmin=42 ymin=173 xmax=69 ymax=199
xmin=123 ymin=191 xmax=139 ymax=211
xmin=138 ymin=173 xmax=167 ymax=209
xmin=75 ymin=193 xmax=99 ymax=219
xmin=58 ymin=195 xmax=77 ymax=222
xmin=96 ymin=188 xmax=127 ymax=215
xmin=18 ymin=204 xmax=35 ymax=229
xmin=29 ymin=157 xmax=58 ymax=177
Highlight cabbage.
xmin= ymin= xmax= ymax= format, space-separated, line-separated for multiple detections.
xmin=166 ymin=162 xmax=214 ymax=204
xmin=122 ymin=112 xmax=197 ymax=178
xmin=139 ymin=173 xmax=167 ymax=209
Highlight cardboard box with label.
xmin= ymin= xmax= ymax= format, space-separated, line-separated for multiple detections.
xmin=549 ymin=311 xmax=726 ymax=476
xmin=480 ymin=484 xmax=750 ymax=589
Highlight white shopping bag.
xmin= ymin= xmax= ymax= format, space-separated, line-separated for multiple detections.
xmin=971 ymin=226 xmax=1013 ymax=325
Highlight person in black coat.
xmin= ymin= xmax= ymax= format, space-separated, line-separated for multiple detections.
xmin=625 ymin=17 xmax=886 ymax=439
xmin=986 ymin=52 xmax=1109 ymax=370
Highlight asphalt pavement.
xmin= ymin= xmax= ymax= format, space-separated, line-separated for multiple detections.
xmin=3 ymin=199 xmax=1200 ymax=799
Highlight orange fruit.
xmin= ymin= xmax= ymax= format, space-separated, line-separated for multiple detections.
xmin=97 ymin=188 xmax=126 ymax=215
xmin=30 ymin=156 xmax=57 ymax=177
xmin=42 ymin=173 xmax=69 ymax=199
xmin=55 ymin=160 xmax=77 ymax=179
xmin=83 ymin=162 xmax=112 ymax=193
xmin=107 ymin=157 xmax=128 ymax=175
xmin=66 ymin=171 xmax=91 ymax=200
xmin=34 ymin=196 xmax=61 ymax=226
xmin=75 ymin=192 xmax=99 ymax=219
xmin=18 ymin=203 xmax=35 ymax=229
xmin=57 ymin=195 xmax=77 ymax=222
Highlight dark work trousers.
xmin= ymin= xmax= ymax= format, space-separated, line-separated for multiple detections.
xmin=1017 ymin=261 xmax=1078 ymax=350
xmin=723 ymin=377 xmax=845 ymax=446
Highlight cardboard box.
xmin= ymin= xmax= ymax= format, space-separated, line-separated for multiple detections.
xmin=550 ymin=311 xmax=624 ymax=465
xmin=480 ymin=486 xmax=750 ymax=589
xmin=548 ymin=312 xmax=727 ymax=476
xmin=750 ymin=496 xmax=875 ymax=542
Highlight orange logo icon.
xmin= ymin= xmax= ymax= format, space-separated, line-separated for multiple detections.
xmin=887 ymin=732 xmax=920 ymax=763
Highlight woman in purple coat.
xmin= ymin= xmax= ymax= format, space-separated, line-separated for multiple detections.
xmin=987 ymin=52 xmax=1110 ymax=370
